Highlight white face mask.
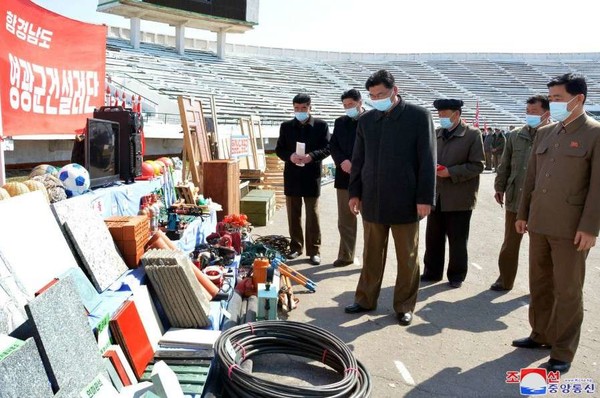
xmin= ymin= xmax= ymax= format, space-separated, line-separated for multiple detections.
xmin=549 ymin=97 xmax=577 ymax=122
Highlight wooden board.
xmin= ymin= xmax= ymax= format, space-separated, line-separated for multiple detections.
xmin=178 ymin=96 xmax=212 ymax=189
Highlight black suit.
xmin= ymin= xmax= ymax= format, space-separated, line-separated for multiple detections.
xmin=330 ymin=114 xmax=360 ymax=262
xmin=330 ymin=115 xmax=358 ymax=189
xmin=275 ymin=116 xmax=330 ymax=256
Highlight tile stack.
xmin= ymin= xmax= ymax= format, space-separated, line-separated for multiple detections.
xmin=105 ymin=216 xmax=150 ymax=268
xmin=142 ymin=250 xmax=211 ymax=329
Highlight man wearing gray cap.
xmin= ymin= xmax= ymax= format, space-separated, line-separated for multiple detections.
xmin=422 ymin=99 xmax=485 ymax=288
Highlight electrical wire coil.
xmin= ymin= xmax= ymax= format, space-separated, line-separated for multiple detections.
xmin=213 ymin=320 xmax=372 ymax=397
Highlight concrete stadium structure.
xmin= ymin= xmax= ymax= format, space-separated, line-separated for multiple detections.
xmin=5 ymin=26 xmax=600 ymax=166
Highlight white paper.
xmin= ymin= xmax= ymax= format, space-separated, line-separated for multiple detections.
xmin=295 ymin=142 xmax=306 ymax=167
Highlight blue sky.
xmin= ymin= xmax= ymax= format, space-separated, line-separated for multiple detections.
xmin=32 ymin=0 xmax=600 ymax=53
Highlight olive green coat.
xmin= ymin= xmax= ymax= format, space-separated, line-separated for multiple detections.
xmin=494 ymin=125 xmax=537 ymax=213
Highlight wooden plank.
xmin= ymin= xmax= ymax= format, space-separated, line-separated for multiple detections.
xmin=178 ymin=96 xmax=212 ymax=189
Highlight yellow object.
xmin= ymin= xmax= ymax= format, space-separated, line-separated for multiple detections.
xmin=0 ymin=187 xmax=10 ymax=200
xmin=2 ymin=182 xmax=30 ymax=197
xmin=23 ymin=180 xmax=49 ymax=202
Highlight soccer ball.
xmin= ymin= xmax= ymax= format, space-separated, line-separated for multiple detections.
xmin=29 ymin=164 xmax=59 ymax=179
xmin=58 ymin=163 xmax=90 ymax=197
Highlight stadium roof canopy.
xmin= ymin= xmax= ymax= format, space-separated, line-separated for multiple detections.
xmin=97 ymin=0 xmax=256 ymax=33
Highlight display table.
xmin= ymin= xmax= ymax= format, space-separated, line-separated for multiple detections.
xmin=87 ymin=179 xmax=163 ymax=217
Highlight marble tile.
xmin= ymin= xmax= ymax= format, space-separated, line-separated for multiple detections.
xmin=0 ymin=191 xmax=77 ymax=297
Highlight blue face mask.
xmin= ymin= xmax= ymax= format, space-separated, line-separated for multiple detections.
xmin=525 ymin=114 xmax=542 ymax=128
xmin=345 ymin=107 xmax=359 ymax=118
xmin=295 ymin=112 xmax=309 ymax=122
xmin=439 ymin=117 xmax=453 ymax=129
xmin=550 ymin=97 xmax=577 ymax=122
xmin=371 ymin=92 xmax=394 ymax=112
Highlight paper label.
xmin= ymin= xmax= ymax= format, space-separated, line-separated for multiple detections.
xmin=1 ymin=138 xmax=14 ymax=151
xmin=0 ymin=339 xmax=24 ymax=361
xmin=79 ymin=374 xmax=117 ymax=398
xmin=96 ymin=314 xmax=111 ymax=354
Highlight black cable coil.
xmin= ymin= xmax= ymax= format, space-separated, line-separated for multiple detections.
xmin=213 ymin=320 xmax=372 ymax=397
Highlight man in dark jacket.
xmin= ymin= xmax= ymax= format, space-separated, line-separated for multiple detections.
xmin=422 ymin=99 xmax=485 ymax=288
xmin=345 ymin=70 xmax=436 ymax=326
xmin=275 ymin=93 xmax=330 ymax=265
xmin=330 ymin=89 xmax=365 ymax=268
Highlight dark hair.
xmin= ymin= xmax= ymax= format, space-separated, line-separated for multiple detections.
xmin=341 ymin=89 xmax=361 ymax=102
xmin=293 ymin=93 xmax=311 ymax=105
xmin=547 ymin=73 xmax=587 ymax=103
xmin=526 ymin=95 xmax=550 ymax=110
xmin=365 ymin=69 xmax=395 ymax=90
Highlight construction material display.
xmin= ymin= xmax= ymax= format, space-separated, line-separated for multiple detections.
xmin=0 ymin=191 xmax=78 ymax=298
xmin=214 ymin=321 xmax=372 ymax=398
xmin=142 ymin=249 xmax=211 ymax=328
xmin=203 ymin=160 xmax=240 ymax=222
xmin=109 ymin=300 xmax=154 ymax=380
xmin=104 ymin=215 xmax=151 ymax=268
xmin=0 ymin=336 xmax=54 ymax=398
xmin=25 ymin=275 xmax=108 ymax=394
xmin=0 ymin=251 xmax=29 ymax=334
xmin=52 ymin=194 xmax=128 ymax=292
xmin=178 ymin=96 xmax=212 ymax=188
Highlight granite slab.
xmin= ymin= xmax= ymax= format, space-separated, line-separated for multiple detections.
xmin=0 ymin=337 xmax=53 ymax=398
xmin=52 ymin=194 xmax=128 ymax=292
xmin=25 ymin=275 xmax=107 ymax=393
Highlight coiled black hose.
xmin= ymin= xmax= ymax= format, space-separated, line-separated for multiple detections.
xmin=213 ymin=320 xmax=372 ymax=397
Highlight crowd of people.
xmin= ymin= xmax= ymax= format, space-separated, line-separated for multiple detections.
xmin=274 ymin=71 xmax=599 ymax=374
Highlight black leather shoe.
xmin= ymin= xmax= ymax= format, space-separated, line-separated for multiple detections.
xmin=490 ymin=282 xmax=511 ymax=292
xmin=309 ymin=255 xmax=321 ymax=265
xmin=344 ymin=303 xmax=372 ymax=314
xmin=512 ymin=337 xmax=551 ymax=349
xmin=448 ymin=281 xmax=462 ymax=288
xmin=333 ymin=259 xmax=353 ymax=267
xmin=287 ymin=251 xmax=300 ymax=260
xmin=541 ymin=358 xmax=571 ymax=373
xmin=420 ymin=274 xmax=442 ymax=282
xmin=397 ymin=312 xmax=413 ymax=326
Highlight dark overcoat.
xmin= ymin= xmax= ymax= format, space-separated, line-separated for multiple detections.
xmin=275 ymin=116 xmax=330 ymax=197
xmin=348 ymin=98 xmax=436 ymax=224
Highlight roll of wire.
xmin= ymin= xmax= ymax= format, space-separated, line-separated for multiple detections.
xmin=214 ymin=320 xmax=372 ymax=397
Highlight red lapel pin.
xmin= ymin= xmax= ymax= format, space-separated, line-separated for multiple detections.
xmin=570 ymin=141 xmax=579 ymax=148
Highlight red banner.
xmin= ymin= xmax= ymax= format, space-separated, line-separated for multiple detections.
xmin=0 ymin=0 xmax=106 ymax=136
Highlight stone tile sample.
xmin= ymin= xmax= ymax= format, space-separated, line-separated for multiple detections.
xmin=25 ymin=275 xmax=107 ymax=393
xmin=0 ymin=191 xmax=77 ymax=297
xmin=52 ymin=194 xmax=128 ymax=292
xmin=0 ymin=337 xmax=53 ymax=398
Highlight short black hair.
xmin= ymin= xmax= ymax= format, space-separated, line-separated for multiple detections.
xmin=293 ymin=93 xmax=311 ymax=105
xmin=341 ymin=89 xmax=361 ymax=102
xmin=526 ymin=95 xmax=550 ymax=110
xmin=365 ymin=69 xmax=395 ymax=90
xmin=547 ymin=73 xmax=587 ymax=103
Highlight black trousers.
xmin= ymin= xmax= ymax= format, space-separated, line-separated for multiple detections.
xmin=423 ymin=208 xmax=473 ymax=283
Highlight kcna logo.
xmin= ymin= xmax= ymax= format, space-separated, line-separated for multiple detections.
xmin=506 ymin=368 xmax=596 ymax=395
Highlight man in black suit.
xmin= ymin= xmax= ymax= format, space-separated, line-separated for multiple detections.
xmin=330 ymin=89 xmax=365 ymax=267
xmin=345 ymin=70 xmax=436 ymax=326
xmin=275 ymin=93 xmax=330 ymax=265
